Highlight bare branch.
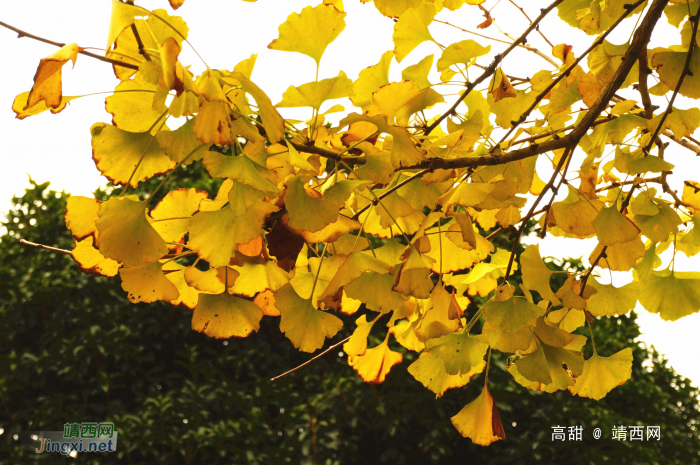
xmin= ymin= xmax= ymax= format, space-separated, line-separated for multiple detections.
xmin=270 ymin=336 xmax=350 ymax=382
xmin=0 ymin=21 xmax=140 ymax=70
xmin=508 ymin=0 xmax=555 ymax=47
xmin=19 ymin=239 xmax=72 ymax=255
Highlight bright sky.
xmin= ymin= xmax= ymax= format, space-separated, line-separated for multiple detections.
xmin=1 ymin=0 xmax=699 ymax=386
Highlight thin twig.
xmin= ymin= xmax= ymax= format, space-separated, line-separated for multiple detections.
xmin=270 ymin=336 xmax=351 ymax=382
xmin=595 ymin=176 xmax=661 ymax=192
xmin=503 ymin=147 xmax=572 ymax=281
xmin=19 ymin=239 xmax=72 ymax=255
xmin=424 ymin=0 xmax=566 ymax=136
xmin=351 ymin=169 xmax=431 ymax=220
xmin=492 ymin=20 xmax=558 ymax=67
xmin=0 ymin=21 xmax=140 ymax=70
xmin=508 ymin=0 xmax=555 ymax=47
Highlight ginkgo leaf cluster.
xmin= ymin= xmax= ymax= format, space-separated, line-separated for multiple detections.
xmin=11 ymin=0 xmax=700 ymax=446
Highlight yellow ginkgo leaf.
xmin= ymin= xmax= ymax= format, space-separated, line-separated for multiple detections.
xmin=322 ymin=179 xmax=371 ymax=209
xmin=365 ymin=81 xmax=421 ymax=125
xmin=638 ymin=269 xmax=700 ymax=321
xmin=489 ymin=68 xmax=517 ymax=102
xmin=402 ymin=54 xmax=433 ymax=90
xmin=65 ymin=196 xmax=100 ymax=240
xmin=184 ymin=266 xmax=229 ymax=294
xmin=445 ymin=0 xmax=486 ymax=9
xmin=554 ymin=275 xmax=588 ymax=310
xmin=515 ymin=338 xmax=584 ymax=390
xmin=319 ymin=252 xmax=395 ymax=301
xmin=150 ymin=188 xmax=208 ymax=244
xmin=106 ymin=0 xmax=142 ymax=51
xmin=392 ymin=248 xmax=435 ymax=299
xmin=417 ymin=283 xmax=462 ymax=340
xmin=395 ymin=88 xmax=445 ymax=126
xmin=91 ymin=123 xmax=175 ymax=187
xmin=229 ymin=261 xmax=291 ymax=297
xmin=119 ymin=261 xmax=180 ymax=303
xmin=106 ymin=74 xmax=162 ymax=133
xmin=230 ymin=72 xmax=286 ymax=144
xmin=285 ymin=214 xmax=362 ymax=244
xmin=652 ymin=49 xmax=700 ymax=99
xmin=156 ymin=118 xmax=210 ymax=164
xmin=592 ymin=205 xmax=640 ymax=246
xmin=108 ymin=9 xmax=189 ymax=81
xmin=95 ymin=197 xmax=168 ymax=267
xmin=203 ymin=152 xmax=280 ymax=195
xmin=285 ymin=175 xmax=339 ymax=233
xmin=425 ymin=331 xmax=489 ymax=375
xmin=275 ymin=282 xmax=344 ymax=353
xmin=160 ymin=37 xmax=184 ymax=95
xmin=437 ymin=39 xmax=490 ymax=72
xmin=481 ymin=321 xmax=533 ymax=353
xmin=25 ymin=43 xmax=80 ymax=110
xmin=451 ymin=386 xmax=506 ymax=446
xmin=348 ymin=336 xmax=403 ymax=383
xmin=393 ymin=3 xmax=436 ymax=63
xmin=520 ymin=244 xmax=561 ymax=305
xmin=351 ymin=51 xmax=393 ymax=108
xmin=277 ymin=71 xmax=354 ymax=110
xmin=345 ymin=272 xmax=407 ymax=313
xmin=590 ymin=235 xmax=645 ymax=271
xmin=340 ymin=113 xmax=425 ymax=168
xmin=71 ymin=237 xmax=120 ymax=277
xmin=571 ymin=348 xmax=633 ymax=400
xmin=633 ymin=201 xmax=682 ymax=243
xmin=586 ymin=279 xmax=640 ymax=316
xmin=191 ymin=292 xmax=264 ymax=339
xmin=482 ymin=295 xmax=545 ymax=334
xmin=188 ymin=201 xmax=278 ymax=267
xmin=439 ymin=182 xmax=495 ymax=211
xmin=408 ymin=352 xmax=485 ymax=398
xmin=344 ymin=314 xmax=379 ymax=357
xmin=253 ymin=289 xmax=281 ymax=316
xmin=12 ymin=91 xmax=77 ymax=119
xmin=550 ymin=185 xmax=603 ymax=237
xmin=366 ymin=0 xmax=421 ymax=18
xmin=162 ymin=262 xmax=200 ymax=309
xmin=268 ymin=3 xmax=347 ymax=66
xmin=193 ymin=100 xmax=232 ymax=146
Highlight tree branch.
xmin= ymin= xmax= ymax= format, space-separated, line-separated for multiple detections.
xmin=0 ymin=21 xmax=140 ymax=70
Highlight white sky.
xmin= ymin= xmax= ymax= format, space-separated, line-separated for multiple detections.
xmin=1 ymin=0 xmax=699 ymax=386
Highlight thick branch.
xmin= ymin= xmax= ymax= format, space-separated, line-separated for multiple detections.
xmin=0 ymin=21 xmax=140 ymax=70
xmin=638 ymin=47 xmax=654 ymax=119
